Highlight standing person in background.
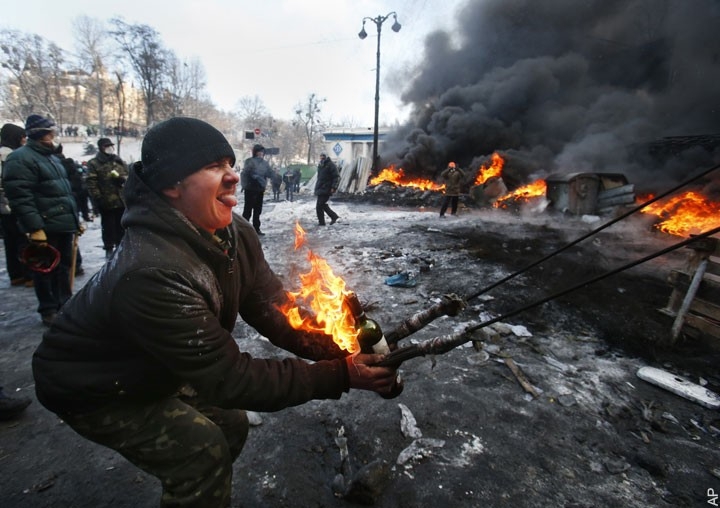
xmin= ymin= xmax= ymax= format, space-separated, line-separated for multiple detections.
xmin=69 ymin=160 xmax=92 ymax=222
xmin=283 ymin=167 xmax=296 ymax=202
xmin=0 ymin=123 xmax=32 ymax=287
xmin=241 ymin=144 xmax=273 ymax=236
xmin=54 ymin=145 xmax=85 ymax=276
xmin=315 ymin=153 xmax=340 ymax=226
xmin=3 ymin=114 xmax=79 ymax=326
xmin=439 ymin=161 xmax=465 ymax=217
xmin=271 ymin=167 xmax=282 ymax=202
xmin=86 ymin=138 xmax=127 ymax=259
xmin=293 ymin=166 xmax=301 ymax=193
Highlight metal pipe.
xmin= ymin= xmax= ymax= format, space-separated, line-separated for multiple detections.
xmin=670 ymin=258 xmax=708 ymax=341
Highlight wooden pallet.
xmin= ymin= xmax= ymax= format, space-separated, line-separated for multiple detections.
xmin=659 ymin=237 xmax=720 ymax=343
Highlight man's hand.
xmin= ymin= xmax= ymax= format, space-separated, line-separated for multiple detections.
xmin=28 ymin=229 xmax=47 ymax=245
xmin=345 ymin=353 xmax=401 ymax=397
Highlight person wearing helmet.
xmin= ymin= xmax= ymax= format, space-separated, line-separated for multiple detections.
xmin=2 ymin=114 xmax=80 ymax=326
xmin=31 ymin=117 xmax=399 ymax=507
xmin=439 ymin=161 xmax=466 ymax=217
xmin=240 ymin=143 xmax=273 ymax=235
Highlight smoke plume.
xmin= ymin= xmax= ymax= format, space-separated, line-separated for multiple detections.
xmin=384 ymin=0 xmax=720 ymax=191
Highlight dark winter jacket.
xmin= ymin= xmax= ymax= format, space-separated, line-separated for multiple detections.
xmin=315 ymin=157 xmax=339 ymax=196
xmin=86 ymin=151 xmax=128 ymax=211
xmin=3 ymin=139 xmax=79 ymax=234
xmin=0 ymin=123 xmax=26 ymax=215
xmin=441 ymin=166 xmax=466 ymax=196
xmin=282 ymin=169 xmax=296 ymax=187
xmin=32 ymin=164 xmax=349 ymax=416
xmin=241 ymin=156 xmax=273 ymax=193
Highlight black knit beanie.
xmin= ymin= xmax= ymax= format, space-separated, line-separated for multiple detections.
xmin=25 ymin=114 xmax=56 ymax=140
xmin=140 ymin=117 xmax=236 ymax=191
xmin=252 ymin=144 xmax=265 ymax=156
xmin=0 ymin=123 xmax=26 ymax=149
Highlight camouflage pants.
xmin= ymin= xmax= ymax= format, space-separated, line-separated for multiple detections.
xmin=64 ymin=394 xmax=249 ymax=508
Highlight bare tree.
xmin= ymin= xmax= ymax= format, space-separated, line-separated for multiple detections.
xmin=0 ymin=29 xmax=66 ymax=120
xmin=73 ymin=16 xmax=111 ymax=134
xmin=114 ymin=71 xmax=127 ymax=155
xmin=109 ymin=18 xmax=168 ymax=126
xmin=294 ymin=93 xmax=326 ymax=164
xmin=160 ymin=53 xmax=209 ymax=118
xmin=234 ymin=95 xmax=268 ymax=128
xmin=182 ymin=57 xmax=209 ymax=118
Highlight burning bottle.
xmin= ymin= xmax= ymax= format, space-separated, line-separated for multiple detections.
xmin=344 ymin=292 xmax=403 ymax=398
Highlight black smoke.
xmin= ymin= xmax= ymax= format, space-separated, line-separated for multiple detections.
xmin=384 ymin=0 xmax=720 ymax=192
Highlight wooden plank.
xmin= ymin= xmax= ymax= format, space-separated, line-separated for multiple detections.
xmin=637 ymin=366 xmax=720 ymax=409
xmin=684 ymin=313 xmax=720 ymax=338
xmin=705 ymin=257 xmax=720 ymax=277
xmin=667 ymin=271 xmax=720 ymax=302
xmin=689 ymin=297 xmax=720 ymax=321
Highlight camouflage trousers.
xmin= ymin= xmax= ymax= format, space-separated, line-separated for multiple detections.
xmin=64 ymin=394 xmax=249 ymax=508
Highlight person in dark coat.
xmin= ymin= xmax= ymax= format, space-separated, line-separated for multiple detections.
xmin=0 ymin=122 xmax=32 ymax=286
xmin=315 ymin=152 xmax=340 ymax=226
xmin=241 ymin=143 xmax=273 ymax=235
xmin=86 ymin=137 xmax=127 ymax=258
xmin=32 ymin=117 xmax=399 ymax=508
xmin=54 ymin=144 xmax=85 ymax=275
xmin=270 ymin=167 xmax=282 ymax=201
xmin=283 ymin=167 xmax=296 ymax=201
xmin=3 ymin=114 xmax=79 ymax=326
xmin=439 ymin=161 xmax=466 ymax=217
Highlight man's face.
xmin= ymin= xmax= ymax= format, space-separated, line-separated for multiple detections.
xmin=162 ymin=157 xmax=239 ymax=233
xmin=37 ymin=131 xmax=56 ymax=149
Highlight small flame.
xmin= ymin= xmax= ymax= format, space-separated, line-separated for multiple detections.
xmin=278 ymin=222 xmax=359 ymax=353
xmin=369 ymin=164 xmax=445 ymax=191
xmin=494 ymin=179 xmax=547 ymax=208
xmin=640 ymin=191 xmax=720 ymax=237
xmin=474 ymin=153 xmax=505 ymax=186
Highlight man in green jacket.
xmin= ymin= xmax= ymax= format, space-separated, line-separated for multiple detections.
xmin=3 ymin=114 xmax=79 ymax=325
xmin=32 ymin=117 xmax=399 ymax=507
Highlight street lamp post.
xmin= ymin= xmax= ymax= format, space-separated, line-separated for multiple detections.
xmin=358 ymin=12 xmax=401 ymax=175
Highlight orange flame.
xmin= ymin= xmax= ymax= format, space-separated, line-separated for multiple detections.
xmin=494 ymin=179 xmax=547 ymax=208
xmin=278 ymin=222 xmax=359 ymax=353
xmin=474 ymin=153 xmax=505 ymax=186
xmin=369 ymin=164 xmax=445 ymax=191
xmin=640 ymin=191 xmax=720 ymax=237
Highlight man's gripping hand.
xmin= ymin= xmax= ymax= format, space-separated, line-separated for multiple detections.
xmin=28 ymin=229 xmax=47 ymax=245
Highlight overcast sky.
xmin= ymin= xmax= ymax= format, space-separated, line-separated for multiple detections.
xmin=1 ymin=0 xmax=466 ymax=127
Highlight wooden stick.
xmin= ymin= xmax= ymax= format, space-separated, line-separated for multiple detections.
xmin=69 ymin=233 xmax=79 ymax=291
xmin=504 ymin=357 xmax=539 ymax=398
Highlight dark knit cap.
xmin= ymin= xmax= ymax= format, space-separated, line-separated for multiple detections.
xmin=140 ymin=117 xmax=236 ymax=191
xmin=0 ymin=123 xmax=26 ymax=149
xmin=98 ymin=137 xmax=114 ymax=148
xmin=25 ymin=114 xmax=56 ymax=140
xmin=252 ymin=144 xmax=265 ymax=156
